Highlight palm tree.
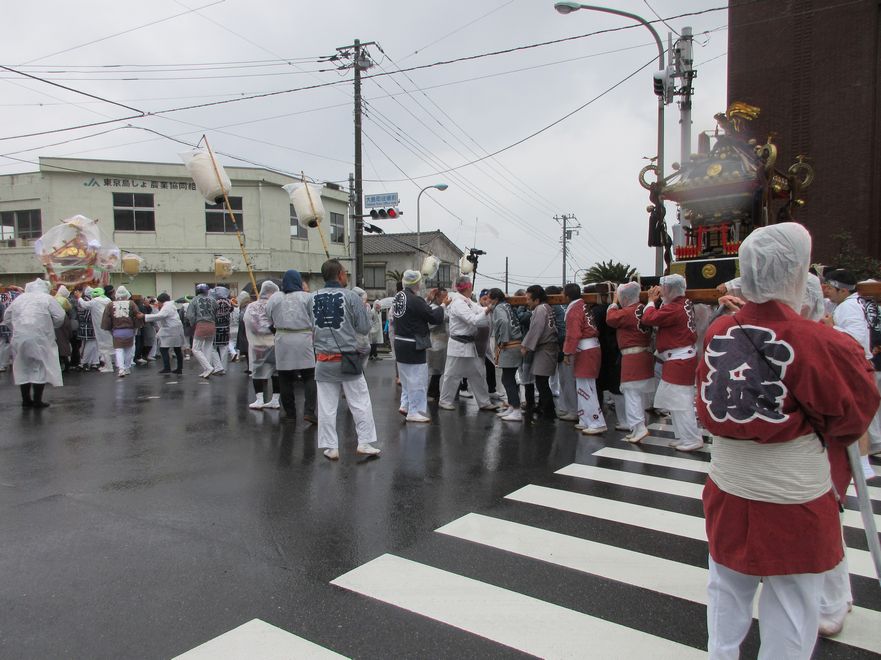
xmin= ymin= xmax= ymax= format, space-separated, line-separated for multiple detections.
xmin=582 ymin=260 xmax=638 ymax=285
xmin=386 ymin=269 xmax=405 ymax=284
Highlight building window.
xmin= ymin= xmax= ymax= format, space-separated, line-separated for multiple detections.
xmin=0 ymin=209 xmax=42 ymax=241
xmin=205 ymin=197 xmax=243 ymax=233
xmin=113 ymin=193 xmax=155 ymax=232
xmin=364 ymin=264 xmax=386 ymax=289
xmin=290 ymin=204 xmax=303 ymax=239
xmin=424 ymin=264 xmax=452 ymax=289
xmin=330 ymin=211 xmax=344 ymax=243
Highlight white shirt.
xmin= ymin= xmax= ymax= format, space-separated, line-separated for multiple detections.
xmin=445 ymin=291 xmax=489 ymax=358
xmin=833 ymin=292 xmax=871 ymax=359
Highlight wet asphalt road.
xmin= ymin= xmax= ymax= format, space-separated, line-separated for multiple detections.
xmin=0 ymin=357 xmax=603 ymax=659
xmin=2 ymin=358 xmax=879 ymax=659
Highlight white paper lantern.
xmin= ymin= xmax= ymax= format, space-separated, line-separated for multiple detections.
xmin=459 ymin=254 xmax=474 ymax=275
xmin=180 ymin=147 xmax=231 ymax=204
xmin=283 ymin=182 xmax=325 ymax=228
xmin=122 ymin=253 xmax=143 ymax=276
xmin=421 ymin=255 xmax=440 ymax=279
xmin=214 ymin=256 xmax=233 ymax=279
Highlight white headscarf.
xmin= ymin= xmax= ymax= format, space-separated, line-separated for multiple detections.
xmin=739 ymin=222 xmax=811 ymax=311
xmin=659 ymin=273 xmax=686 ymax=301
xmin=617 ymin=281 xmax=641 ymax=307
xmin=800 ymin=273 xmax=825 ymax=322
xmin=115 ymin=285 xmax=131 ymax=300
xmin=24 ymin=279 xmax=49 ymax=294
xmin=258 ymin=280 xmax=279 ymax=300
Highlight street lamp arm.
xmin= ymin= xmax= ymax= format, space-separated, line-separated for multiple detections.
xmin=554 ymin=3 xmax=664 ymax=68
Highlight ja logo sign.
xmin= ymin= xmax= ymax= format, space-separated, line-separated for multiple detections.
xmin=83 ymin=178 xmax=100 ymax=187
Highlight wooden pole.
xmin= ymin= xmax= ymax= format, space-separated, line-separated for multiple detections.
xmin=507 ymin=281 xmax=881 ymax=307
xmin=202 ymin=136 xmax=258 ymax=293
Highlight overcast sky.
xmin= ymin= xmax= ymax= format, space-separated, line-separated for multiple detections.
xmin=1 ymin=0 xmax=729 ymax=288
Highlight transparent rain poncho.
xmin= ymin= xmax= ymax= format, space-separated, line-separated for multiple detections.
xmin=739 ymin=222 xmax=811 ymax=312
xmin=2 ymin=279 xmax=66 ymax=385
xmin=617 ymin=281 xmax=641 ymax=307
xmin=659 ymin=273 xmax=687 ymax=301
xmin=801 ymin=273 xmax=825 ymax=322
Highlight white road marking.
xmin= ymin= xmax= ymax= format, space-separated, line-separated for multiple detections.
xmin=331 ymin=554 xmax=704 ymax=659
xmin=173 ymin=619 xmax=346 ymax=659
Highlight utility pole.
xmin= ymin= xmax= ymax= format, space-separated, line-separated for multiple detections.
xmin=674 ymin=27 xmax=695 ymax=166
xmin=505 ymin=256 xmax=509 ymax=294
xmin=555 ymin=213 xmax=579 ymax=285
xmin=336 ymin=39 xmax=376 ymax=287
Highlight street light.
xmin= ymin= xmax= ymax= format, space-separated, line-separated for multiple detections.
xmin=416 ymin=183 xmax=449 ymax=253
xmin=553 ymin=1 xmax=667 ymax=275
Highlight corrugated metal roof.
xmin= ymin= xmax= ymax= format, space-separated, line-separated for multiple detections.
xmin=363 ymin=230 xmax=462 ymax=256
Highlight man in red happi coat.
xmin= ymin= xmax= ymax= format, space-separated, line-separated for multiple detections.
xmin=641 ymin=273 xmax=704 ymax=451
xmin=562 ymin=283 xmax=607 ymax=434
xmin=606 ymin=281 xmax=656 ymax=442
xmin=697 ymin=223 xmax=879 ymax=659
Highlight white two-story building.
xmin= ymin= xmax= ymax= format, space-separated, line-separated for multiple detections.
xmin=0 ymin=157 xmax=350 ymax=297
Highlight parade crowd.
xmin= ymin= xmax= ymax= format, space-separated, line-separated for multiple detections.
xmin=2 ymin=223 xmax=881 ymax=658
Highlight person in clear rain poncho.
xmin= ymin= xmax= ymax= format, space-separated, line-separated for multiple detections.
xmin=266 ymin=269 xmax=316 ymax=422
xmin=244 ymin=280 xmax=281 ymax=410
xmin=2 ymin=279 xmax=66 ymax=407
xmin=77 ymin=286 xmax=114 ymax=372
xmin=697 ymin=223 xmax=879 ymax=659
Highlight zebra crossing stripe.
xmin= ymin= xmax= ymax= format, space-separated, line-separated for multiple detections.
xmin=436 ymin=513 xmax=881 ymax=655
xmin=173 ymin=619 xmax=346 ymax=659
xmin=505 ymin=484 xmax=879 ymax=580
xmin=593 ymin=447 xmax=881 ymax=501
xmin=594 ymin=447 xmax=709 ymax=472
xmin=331 ymin=553 xmax=705 ymax=659
xmin=556 ymin=463 xmax=881 ymax=533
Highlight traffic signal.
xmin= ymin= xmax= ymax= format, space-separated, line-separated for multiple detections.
xmin=369 ymin=208 xmax=399 ymax=219
xmin=363 ymin=223 xmax=384 ymax=234
xmin=652 ymin=66 xmax=675 ymax=105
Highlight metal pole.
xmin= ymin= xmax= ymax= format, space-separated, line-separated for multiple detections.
xmin=554 ymin=5 xmax=667 ymax=276
xmin=416 ymin=186 xmax=425 ymax=254
xmin=354 ymin=39 xmax=365 ymax=287
xmin=505 ymin=256 xmax=509 ymax=294
xmin=562 ymin=214 xmax=568 ymax=285
xmin=679 ymin=27 xmax=694 ymax=167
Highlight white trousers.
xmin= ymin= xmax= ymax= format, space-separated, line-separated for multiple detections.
xmin=398 ymin=361 xmax=428 ymax=415
xmin=621 ymin=388 xmax=647 ymax=431
xmin=576 ymin=377 xmax=606 ymax=429
xmin=556 ymin=361 xmax=577 ymax=415
xmin=100 ymin=350 xmax=115 ymax=369
xmin=191 ymin=337 xmax=214 ymax=372
xmin=114 ymin=346 xmax=134 ymax=371
xmin=316 ymin=377 xmax=378 ymax=450
xmin=671 ymin=409 xmax=702 ymax=443
xmin=707 ymin=558 xmax=822 ymax=660
xmin=0 ymin=340 xmax=11 ymax=368
xmin=439 ymin=356 xmax=491 ymax=407
xmin=210 ymin=345 xmax=229 ymax=372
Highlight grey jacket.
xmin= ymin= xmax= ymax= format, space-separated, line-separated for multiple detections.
xmin=185 ymin=294 xmax=217 ymax=326
xmin=311 ymin=283 xmax=371 ymax=382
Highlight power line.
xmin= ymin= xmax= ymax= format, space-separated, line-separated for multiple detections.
xmin=363 ymin=54 xmax=657 ymax=183
xmin=20 ymin=0 xmax=227 ymax=65
xmin=0 ymin=65 xmax=144 ymax=114
xmin=0 ymin=5 xmax=731 ymax=144
xmin=400 ymin=0 xmax=516 ymax=61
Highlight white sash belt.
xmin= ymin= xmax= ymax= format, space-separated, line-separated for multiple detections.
xmin=577 ymin=337 xmax=599 ymax=350
xmin=656 ymin=345 xmax=696 ymax=361
xmin=710 ymin=434 xmax=831 ymax=504
xmin=621 ymin=346 xmax=651 ymax=355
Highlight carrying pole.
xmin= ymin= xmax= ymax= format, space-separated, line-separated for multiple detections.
xmin=847 ymin=442 xmax=881 ymax=585
xmin=202 ymin=136 xmax=257 ymax=292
